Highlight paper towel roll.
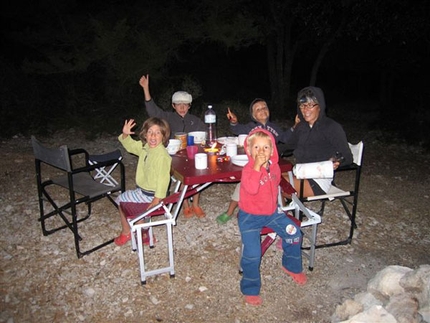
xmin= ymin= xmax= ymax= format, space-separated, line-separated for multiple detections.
xmin=293 ymin=161 xmax=333 ymax=179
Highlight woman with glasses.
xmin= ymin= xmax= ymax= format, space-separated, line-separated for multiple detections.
xmin=284 ymin=86 xmax=353 ymax=197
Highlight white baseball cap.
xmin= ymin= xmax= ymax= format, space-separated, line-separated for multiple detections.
xmin=172 ymin=91 xmax=192 ymax=104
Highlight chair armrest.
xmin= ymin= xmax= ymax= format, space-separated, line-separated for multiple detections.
xmin=335 ymin=163 xmax=358 ymax=172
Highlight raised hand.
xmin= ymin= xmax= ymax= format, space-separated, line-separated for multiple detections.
xmin=122 ymin=119 xmax=136 ymax=137
xmin=227 ymin=107 xmax=238 ymax=124
xmin=139 ymin=74 xmax=149 ymax=89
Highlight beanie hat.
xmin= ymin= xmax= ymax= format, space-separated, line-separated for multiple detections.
xmin=172 ymin=91 xmax=192 ymax=104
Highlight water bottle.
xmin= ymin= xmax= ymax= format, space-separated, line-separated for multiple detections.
xmin=204 ymin=105 xmax=217 ymax=146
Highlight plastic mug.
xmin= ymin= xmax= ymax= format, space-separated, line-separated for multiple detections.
xmin=175 ymin=132 xmax=187 ymax=150
xmin=195 ymin=153 xmax=208 ymax=169
xmin=238 ymin=134 xmax=247 ymax=147
xmin=226 ymin=143 xmax=238 ymax=157
xmin=186 ymin=145 xmax=198 ymax=159
xmin=187 ymin=135 xmax=194 ymax=146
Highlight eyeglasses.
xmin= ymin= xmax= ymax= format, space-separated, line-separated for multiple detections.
xmin=300 ymin=103 xmax=318 ymax=110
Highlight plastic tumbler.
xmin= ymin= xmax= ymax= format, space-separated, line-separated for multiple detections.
xmin=186 ymin=145 xmax=198 ymax=159
xmin=187 ymin=135 xmax=194 ymax=146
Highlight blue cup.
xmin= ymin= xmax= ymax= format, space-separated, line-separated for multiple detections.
xmin=187 ymin=135 xmax=194 ymax=146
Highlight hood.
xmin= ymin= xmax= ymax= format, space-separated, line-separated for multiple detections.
xmin=249 ymin=98 xmax=266 ymax=122
xmin=243 ymin=128 xmax=279 ymax=165
xmin=296 ymin=86 xmax=326 ymax=121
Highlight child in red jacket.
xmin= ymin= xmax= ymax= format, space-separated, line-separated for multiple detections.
xmin=238 ymin=128 xmax=306 ymax=306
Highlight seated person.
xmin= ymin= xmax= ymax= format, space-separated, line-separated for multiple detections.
xmin=139 ymin=74 xmax=207 ymax=218
xmin=284 ymin=86 xmax=353 ymax=197
xmin=217 ymin=98 xmax=298 ymax=224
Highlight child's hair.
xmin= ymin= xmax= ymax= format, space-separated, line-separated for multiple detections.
xmin=139 ymin=117 xmax=171 ymax=146
xmin=246 ymin=130 xmax=272 ymax=149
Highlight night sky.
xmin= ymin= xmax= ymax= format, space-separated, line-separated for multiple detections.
xmin=1 ymin=0 xmax=428 ymax=141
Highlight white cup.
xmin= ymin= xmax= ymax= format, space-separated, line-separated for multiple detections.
xmin=226 ymin=143 xmax=238 ymax=157
xmin=194 ymin=153 xmax=208 ymax=169
xmin=238 ymin=134 xmax=247 ymax=147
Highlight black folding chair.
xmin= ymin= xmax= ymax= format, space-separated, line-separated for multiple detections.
xmin=31 ymin=136 xmax=125 ymax=258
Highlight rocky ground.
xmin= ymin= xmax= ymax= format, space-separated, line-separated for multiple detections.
xmin=1 ymin=107 xmax=429 ymax=322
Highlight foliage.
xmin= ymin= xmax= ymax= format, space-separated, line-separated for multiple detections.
xmin=0 ymin=0 xmax=428 ymax=147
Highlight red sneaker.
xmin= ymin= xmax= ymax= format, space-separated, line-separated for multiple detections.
xmin=244 ymin=295 xmax=262 ymax=306
xmin=183 ymin=207 xmax=194 ymax=218
xmin=282 ymin=267 xmax=307 ymax=285
xmin=193 ymin=206 xmax=206 ymax=218
xmin=114 ymin=232 xmax=131 ymax=246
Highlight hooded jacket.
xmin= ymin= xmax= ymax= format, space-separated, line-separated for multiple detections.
xmin=238 ymin=128 xmax=281 ymax=216
xmin=229 ymin=98 xmax=292 ymax=144
xmin=286 ymin=87 xmax=353 ymax=166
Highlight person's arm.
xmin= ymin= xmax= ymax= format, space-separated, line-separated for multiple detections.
xmin=230 ymin=122 xmax=256 ymax=135
xmin=120 ymin=119 xmax=135 ymax=140
xmin=139 ymin=75 xmax=170 ymax=119
xmin=139 ymin=74 xmax=152 ymax=101
xmin=118 ymin=119 xmax=143 ymax=155
xmin=327 ymin=123 xmax=353 ymax=167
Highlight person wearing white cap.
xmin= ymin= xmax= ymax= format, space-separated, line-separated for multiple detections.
xmin=139 ymin=75 xmax=206 ymax=137
xmin=139 ymin=74 xmax=207 ymax=218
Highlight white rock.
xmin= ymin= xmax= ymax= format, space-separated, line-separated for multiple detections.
xmin=150 ymin=295 xmax=160 ymax=305
xmin=367 ymin=265 xmax=413 ymax=298
xmin=339 ymin=305 xmax=398 ymax=323
xmin=354 ymin=292 xmax=383 ymax=310
xmin=84 ymin=287 xmax=95 ymax=297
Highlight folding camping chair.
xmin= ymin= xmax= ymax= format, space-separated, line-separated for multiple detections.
xmin=295 ymin=141 xmax=364 ymax=248
xmin=120 ymin=182 xmax=203 ymax=284
xmin=88 ymin=149 xmax=123 ymax=187
xmin=31 ymin=136 xmax=125 ymax=258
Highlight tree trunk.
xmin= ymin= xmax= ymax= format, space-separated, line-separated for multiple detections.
xmin=266 ymin=21 xmax=296 ymax=118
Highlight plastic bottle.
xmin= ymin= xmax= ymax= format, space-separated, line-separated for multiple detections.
xmin=204 ymin=105 xmax=217 ymax=146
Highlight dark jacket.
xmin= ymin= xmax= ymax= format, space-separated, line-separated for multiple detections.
xmin=286 ymin=87 xmax=353 ymax=166
xmin=230 ymin=98 xmax=292 ymax=144
xmin=145 ymin=99 xmax=206 ymax=138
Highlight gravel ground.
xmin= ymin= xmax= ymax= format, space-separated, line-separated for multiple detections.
xmin=1 ymin=121 xmax=429 ymax=323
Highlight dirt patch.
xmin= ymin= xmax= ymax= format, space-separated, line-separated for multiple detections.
xmin=1 ymin=125 xmax=429 ymax=323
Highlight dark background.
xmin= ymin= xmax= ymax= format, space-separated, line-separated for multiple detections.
xmin=1 ymin=0 xmax=428 ymax=147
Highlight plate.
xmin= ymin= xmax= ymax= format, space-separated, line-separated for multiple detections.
xmin=231 ymin=154 xmax=248 ymax=167
xmin=217 ymin=137 xmax=238 ymax=145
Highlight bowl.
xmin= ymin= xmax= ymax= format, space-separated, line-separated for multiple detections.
xmin=231 ymin=154 xmax=248 ymax=167
xmin=166 ymin=139 xmax=181 ymax=155
xmin=188 ymin=131 xmax=206 ymax=144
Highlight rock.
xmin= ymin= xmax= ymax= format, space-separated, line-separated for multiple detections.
xmin=367 ymin=265 xmax=413 ymax=299
xmin=333 ymin=299 xmax=363 ymax=321
xmin=385 ymin=294 xmax=421 ymax=323
xmin=400 ymin=264 xmax=430 ymax=306
xmin=333 ymin=265 xmax=430 ymax=323
xmin=339 ymin=305 xmax=398 ymax=323
xmin=354 ymin=291 xmax=383 ymax=310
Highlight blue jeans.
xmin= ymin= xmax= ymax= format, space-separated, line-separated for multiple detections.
xmin=238 ymin=208 xmax=303 ymax=296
